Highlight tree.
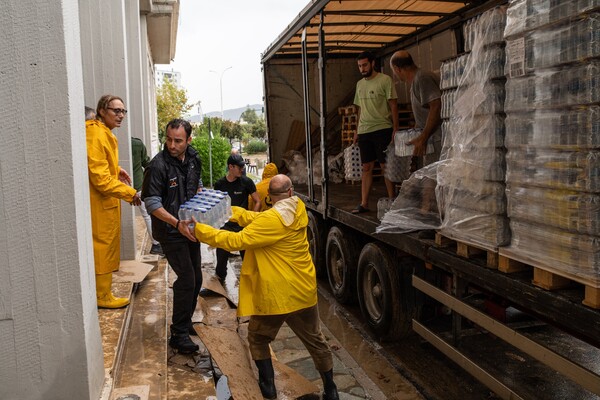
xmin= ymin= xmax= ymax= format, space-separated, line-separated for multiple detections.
xmin=194 ymin=117 xmax=222 ymax=139
xmin=156 ymin=77 xmax=192 ymax=143
xmin=190 ymin=135 xmax=231 ymax=187
xmin=250 ymin=118 xmax=266 ymax=139
xmin=220 ymin=119 xmax=245 ymax=145
xmin=240 ymin=107 xmax=259 ymax=124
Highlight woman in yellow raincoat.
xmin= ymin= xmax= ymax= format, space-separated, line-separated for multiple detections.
xmin=248 ymin=162 xmax=278 ymax=212
xmin=193 ymin=174 xmax=339 ymax=400
xmin=86 ymin=95 xmax=140 ymax=308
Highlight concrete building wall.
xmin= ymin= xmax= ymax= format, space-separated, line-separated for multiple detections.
xmin=0 ymin=0 xmax=104 ymax=399
xmin=79 ymin=0 xmax=139 ymax=260
xmin=1 ymin=0 xmax=176 ymax=397
xmin=140 ymin=15 xmax=161 ymax=156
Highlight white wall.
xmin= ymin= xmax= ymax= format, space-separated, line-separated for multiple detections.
xmin=79 ymin=0 xmax=138 ymax=260
xmin=0 ymin=0 xmax=104 ymax=398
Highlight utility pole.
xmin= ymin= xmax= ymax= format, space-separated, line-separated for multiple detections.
xmin=209 ymin=67 xmax=233 ymax=121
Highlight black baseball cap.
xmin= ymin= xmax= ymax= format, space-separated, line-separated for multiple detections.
xmin=227 ymin=153 xmax=246 ymax=167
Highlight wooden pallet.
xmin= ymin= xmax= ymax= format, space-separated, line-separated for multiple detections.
xmin=435 ymin=232 xmax=499 ymax=269
xmin=499 ymin=247 xmax=600 ymax=309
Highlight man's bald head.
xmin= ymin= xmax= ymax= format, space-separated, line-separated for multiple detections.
xmin=268 ymin=174 xmax=293 ymax=202
xmin=390 ymin=50 xmax=416 ymax=70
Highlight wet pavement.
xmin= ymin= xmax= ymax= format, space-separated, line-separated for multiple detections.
xmin=106 ymin=217 xmax=600 ymax=400
xmin=169 ymin=243 xmax=423 ymax=399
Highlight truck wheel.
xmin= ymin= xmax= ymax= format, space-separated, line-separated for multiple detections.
xmin=307 ymin=211 xmax=326 ymax=278
xmin=325 ymin=226 xmax=358 ymax=304
xmin=357 ymin=243 xmax=417 ymax=340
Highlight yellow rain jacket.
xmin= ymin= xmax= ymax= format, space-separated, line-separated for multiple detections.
xmin=248 ymin=162 xmax=278 ymax=211
xmin=86 ymin=119 xmax=137 ymax=274
xmin=195 ymin=196 xmax=317 ymax=317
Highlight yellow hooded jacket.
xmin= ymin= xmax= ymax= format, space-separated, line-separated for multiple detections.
xmin=195 ymin=196 xmax=317 ymax=317
xmin=86 ymin=119 xmax=137 ymax=274
xmin=248 ymin=162 xmax=278 ymax=211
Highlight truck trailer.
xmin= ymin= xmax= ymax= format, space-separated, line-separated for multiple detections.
xmin=261 ymin=0 xmax=600 ymax=398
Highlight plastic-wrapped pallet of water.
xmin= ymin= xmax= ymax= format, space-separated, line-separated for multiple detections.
xmin=377 ymin=197 xmax=394 ymax=221
xmin=178 ymin=189 xmax=232 ymax=229
xmin=343 ymin=144 xmax=362 ymax=181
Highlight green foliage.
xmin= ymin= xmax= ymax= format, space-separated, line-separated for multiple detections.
xmin=221 ymin=119 xmax=246 ymax=144
xmin=240 ymin=107 xmax=259 ymax=124
xmin=156 ymin=78 xmax=192 ymax=143
xmin=190 ymin=135 xmax=231 ymax=187
xmin=250 ymin=118 xmax=266 ymax=139
xmin=245 ymin=140 xmax=268 ymax=154
xmin=194 ymin=117 xmax=222 ymax=139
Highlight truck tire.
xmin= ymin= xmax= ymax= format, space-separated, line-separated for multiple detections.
xmin=357 ymin=243 xmax=417 ymax=340
xmin=325 ymin=226 xmax=359 ymax=304
xmin=307 ymin=211 xmax=326 ymax=278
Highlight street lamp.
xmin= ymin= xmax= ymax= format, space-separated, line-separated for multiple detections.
xmin=209 ymin=66 xmax=233 ymax=120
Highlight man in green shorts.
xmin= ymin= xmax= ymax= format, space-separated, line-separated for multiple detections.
xmin=352 ymin=51 xmax=398 ymax=214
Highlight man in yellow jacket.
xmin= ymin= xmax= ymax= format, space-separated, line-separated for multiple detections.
xmin=193 ymin=174 xmax=339 ymax=400
xmin=86 ymin=94 xmax=141 ymax=308
xmin=248 ymin=162 xmax=278 ymax=212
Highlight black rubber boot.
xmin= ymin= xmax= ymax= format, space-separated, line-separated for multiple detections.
xmin=320 ymin=369 xmax=339 ymax=400
xmin=168 ymin=334 xmax=199 ymax=354
xmin=254 ymin=358 xmax=277 ymax=399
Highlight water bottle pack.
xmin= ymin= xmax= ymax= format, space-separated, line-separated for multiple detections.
xmin=463 ymin=7 xmax=507 ymax=52
xmin=383 ymin=143 xmax=410 ymax=183
xmin=442 ymin=114 xmax=505 ymax=149
xmin=505 ymin=15 xmax=600 ymax=74
xmin=505 ymin=0 xmax=600 ymax=39
xmin=178 ymin=189 xmax=232 ymax=229
xmin=505 ymin=106 xmax=600 ymax=150
xmin=394 ymin=129 xmax=435 ymax=157
xmin=506 ymin=184 xmax=600 ymax=235
xmin=506 ymin=148 xmax=600 ymax=191
xmin=343 ymin=144 xmax=362 ymax=181
xmin=505 ymin=62 xmax=600 ymax=111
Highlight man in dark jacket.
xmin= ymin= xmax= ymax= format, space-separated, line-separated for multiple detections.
xmin=141 ymin=119 xmax=202 ymax=354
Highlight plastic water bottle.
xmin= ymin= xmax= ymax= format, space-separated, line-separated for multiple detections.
xmin=215 ymin=191 xmax=232 ymax=222
xmin=209 ymin=193 xmax=226 ymax=225
xmin=178 ymin=205 xmax=189 ymax=220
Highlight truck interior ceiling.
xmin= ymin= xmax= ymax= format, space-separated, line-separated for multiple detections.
xmin=261 ymin=0 xmax=506 ymax=215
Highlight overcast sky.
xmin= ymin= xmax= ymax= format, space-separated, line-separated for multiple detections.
xmin=156 ymin=0 xmax=309 ymax=116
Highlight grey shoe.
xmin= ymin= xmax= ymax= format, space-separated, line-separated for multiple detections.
xmin=150 ymin=243 xmax=164 ymax=256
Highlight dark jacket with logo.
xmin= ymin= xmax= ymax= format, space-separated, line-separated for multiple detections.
xmin=141 ymin=145 xmax=201 ymax=243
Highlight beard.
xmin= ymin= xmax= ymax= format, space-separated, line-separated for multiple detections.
xmin=361 ymin=68 xmax=373 ymax=78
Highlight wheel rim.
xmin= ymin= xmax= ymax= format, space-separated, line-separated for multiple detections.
xmin=329 ymin=245 xmax=343 ymax=290
xmin=363 ymin=262 xmax=383 ymax=322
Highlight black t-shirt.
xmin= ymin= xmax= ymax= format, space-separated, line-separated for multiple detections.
xmin=214 ymin=175 xmax=257 ymax=230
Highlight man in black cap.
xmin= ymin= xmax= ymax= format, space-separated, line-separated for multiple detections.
xmin=214 ymin=153 xmax=261 ymax=282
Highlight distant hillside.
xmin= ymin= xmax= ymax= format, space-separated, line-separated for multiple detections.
xmin=188 ymin=103 xmax=263 ymax=123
